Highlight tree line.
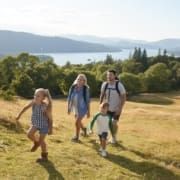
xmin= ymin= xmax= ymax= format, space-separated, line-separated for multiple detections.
xmin=0 ymin=48 xmax=180 ymax=99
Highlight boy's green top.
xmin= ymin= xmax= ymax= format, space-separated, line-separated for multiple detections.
xmin=89 ymin=112 xmax=114 ymax=135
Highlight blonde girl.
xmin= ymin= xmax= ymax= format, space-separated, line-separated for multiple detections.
xmin=16 ymin=88 xmax=53 ymax=162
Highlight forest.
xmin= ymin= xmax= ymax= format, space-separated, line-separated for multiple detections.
xmin=0 ymin=47 xmax=180 ymax=99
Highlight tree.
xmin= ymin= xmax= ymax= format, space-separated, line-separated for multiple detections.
xmin=0 ymin=56 xmax=18 ymax=89
xmin=27 ymin=60 xmax=61 ymax=95
xmin=104 ymin=54 xmax=114 ymax=64
xmin=132 ymin=47 xmax=141 ymax=61
xmin=11 ymin=73 xmax=34 ymax=97
xmin=59 ymin=71 xmax=78 ymax=95
xmin=170 ymin=61 xmax=180 ymax=89
xmin=145 ymin=63 xmax=172 ymax=92
xmin=95 ymin=64 xmax=109 ymax=81
xmin=122 ymin=59 xmax=144 ymax=74
xmin=120 ymin=72 xmax=142 ymax=95
xmin=163 ymin=49 xmax=167 ymax=56
xmin=141 ymin=49 xmax=148 ymax=71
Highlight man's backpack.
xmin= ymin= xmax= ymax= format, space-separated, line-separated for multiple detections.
xmin=70 ymin=85 xmax=87 ymax=103
xmin=102 ymin=80 xmax=121 ymax=101
xmin=104 ymin=80 xmax=120 ymax=95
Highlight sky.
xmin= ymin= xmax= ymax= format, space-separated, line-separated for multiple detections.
xmin=0 ymin=0 xmax=180 ymax=41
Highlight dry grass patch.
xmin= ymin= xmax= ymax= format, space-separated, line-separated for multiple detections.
xmin=0 ymin=93 xmax=180 ymax=179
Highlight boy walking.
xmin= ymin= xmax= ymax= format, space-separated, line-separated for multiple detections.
xmin=89 ymin=102 xmax=113 ymax=157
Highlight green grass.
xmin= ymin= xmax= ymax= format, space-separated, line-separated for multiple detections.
xmin=0 ymin=93 xmax=180 ymax=180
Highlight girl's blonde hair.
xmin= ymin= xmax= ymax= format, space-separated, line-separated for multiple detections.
xmin=35 ymin=88 xmax=52 ymax=110
xmin=73 ymin=74 xmax=89 ymax=87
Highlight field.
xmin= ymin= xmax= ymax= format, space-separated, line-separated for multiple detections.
xmin=0 ymin=92 xmax=180 ymax=180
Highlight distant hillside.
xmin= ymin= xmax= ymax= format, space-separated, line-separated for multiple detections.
xmin=62 ymin=34 xmax=180 ymax=51
xmin=62 ymin=34 xmax=150 ymax=48
xmin=0 ymin=30 xmax=119 ymax=54
xmin=149 ymin=39 xmax=180 ymax=49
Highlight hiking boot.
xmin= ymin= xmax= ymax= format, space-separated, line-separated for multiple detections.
xmin=36 ymin=152 xmax=48 ymax=162
xmin=31 ymin=141 xmax=40 ymax=152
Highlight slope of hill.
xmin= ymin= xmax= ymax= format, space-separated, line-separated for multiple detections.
xmin=0 ymin=92 xmax=180 ymax=179
xmin=0 ymin=30 xmax=119 ymax=54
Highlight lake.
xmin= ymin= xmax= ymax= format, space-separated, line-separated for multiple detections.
xmin=35 ymin=49 xmax=159 ymax=66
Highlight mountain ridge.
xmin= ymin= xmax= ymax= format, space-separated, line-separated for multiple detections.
xmin=0 ymin=30 xmax=119 ymax=54
xmin=0 ymin=30 xmax=180 ymax=55
xmin=62 ymin=34 xmax=180 ymax=50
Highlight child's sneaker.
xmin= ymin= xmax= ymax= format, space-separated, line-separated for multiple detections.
xmin=99 ymin=147 xmax=103 ymax=152
xmin=101 ymin=150 xmax=107 ymax=157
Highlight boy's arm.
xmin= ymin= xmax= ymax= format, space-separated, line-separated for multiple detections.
xmin=15 ymin=101 xmax=33 ymax=121
xmin=88 ymin=113 xmax=99 ymax=132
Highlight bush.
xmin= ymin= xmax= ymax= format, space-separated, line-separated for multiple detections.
xmin=120 ymin=72 xmax=142 ymax=95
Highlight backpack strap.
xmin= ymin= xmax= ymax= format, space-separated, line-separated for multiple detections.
xmin=104 ymin=82 xmax=108 ymax=93
xmin=101 ymin=82 xmax=108 ymax=100
xmin=70 ymin=84 xmax=87 ymax=103
xmin=83 ymin=85 xmax=87 ymax=103
xmin=115 ymin=81 xmax=121 ymax=96
xmin=102 ymin=81 xmax=120 ymax=101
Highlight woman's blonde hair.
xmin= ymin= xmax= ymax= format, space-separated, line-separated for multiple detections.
xmin=73 ymin=74 xmax=89 ymax=87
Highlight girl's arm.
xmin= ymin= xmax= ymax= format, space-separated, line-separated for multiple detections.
xmin=86 ymin=87 xmax=90 ymax=118
xmin=46 ymin=109 xmax=53 ymax=135
xmin=15 ymin=101 xmax=33 ymax=121
xmin=67 ymin=99 xmax=71 ymax=114
xmin=45 ymin=89 xmax=53 ymax=135
xmin=67 ymin=85 xmax=74 ymax=114
xmin=86 ymin=103 xmax=90 ymax=118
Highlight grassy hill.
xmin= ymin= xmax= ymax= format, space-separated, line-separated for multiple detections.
xmin=0 ymin=92 xmax=180 ymax=179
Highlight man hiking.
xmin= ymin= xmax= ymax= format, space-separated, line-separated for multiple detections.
xmin=100 ymin=69 xmax=126 ymax=143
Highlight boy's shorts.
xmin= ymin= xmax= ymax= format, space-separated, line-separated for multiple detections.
xmin=98 ymin=132 xmax=108 ymax=140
